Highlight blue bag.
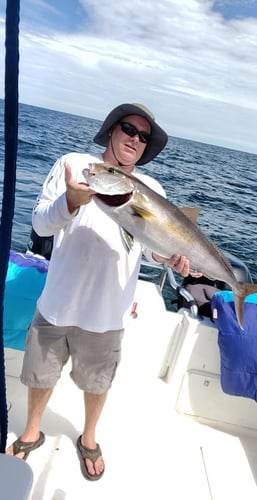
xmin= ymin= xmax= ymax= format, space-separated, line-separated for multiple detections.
xmin=211 ymin=290 xmax=257 ymax=401
xmin=3 ymin=250 xmax=48 ymax=350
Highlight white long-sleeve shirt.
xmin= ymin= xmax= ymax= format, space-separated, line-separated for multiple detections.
xmin=33 ymin=152 xmax=166 ymax=332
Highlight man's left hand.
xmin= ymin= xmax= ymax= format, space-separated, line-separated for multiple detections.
xmin=152 ymin=253 xmax=200 ymax=278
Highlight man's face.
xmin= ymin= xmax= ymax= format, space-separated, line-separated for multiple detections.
xmin=108 ymin=114 xmax=151 ymax=171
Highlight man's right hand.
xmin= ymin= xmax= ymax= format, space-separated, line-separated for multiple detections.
xmin=65 ymin=162 xmax=96 ymax=214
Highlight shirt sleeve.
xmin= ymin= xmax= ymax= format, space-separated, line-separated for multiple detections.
xmin=32 ymin=155 xmax=76 ymax=236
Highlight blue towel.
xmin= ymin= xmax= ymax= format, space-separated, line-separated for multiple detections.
xmin=211 ymin=290 xmax=257 ymax=401
xmin=4 ymin=250 xmax=48 ymax=350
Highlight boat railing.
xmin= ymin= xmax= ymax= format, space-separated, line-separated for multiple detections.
xmin=139 ymin=257 xmax=168 ymax=291
xmin=139 ymin=257 xmax=198 ymax=317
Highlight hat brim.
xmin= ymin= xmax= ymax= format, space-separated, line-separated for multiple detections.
xmin=93 ymin=103 xmax=168 ymax=165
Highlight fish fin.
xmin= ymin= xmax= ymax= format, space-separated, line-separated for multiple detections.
xmin=179 ymin=207 xmax=201 ymax=224
xmin=233 ymin=283 xmax=257 ymax=330
xmin=120 ymin=226 xmax=134 ymax=253
xmin=131 ymin=205 xmax=154 ymax=219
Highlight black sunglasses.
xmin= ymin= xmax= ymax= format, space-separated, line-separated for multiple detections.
xmin=119 ymin=121 xmax=151 ymax=144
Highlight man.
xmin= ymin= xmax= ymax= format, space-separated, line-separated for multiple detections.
xmin=7 ymin=103 xmax=190 ymax=480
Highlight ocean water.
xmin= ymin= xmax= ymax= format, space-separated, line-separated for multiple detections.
xmin=0 ymin=100 xmax=256 ymax=292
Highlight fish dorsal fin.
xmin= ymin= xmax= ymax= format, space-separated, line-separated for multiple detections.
xmin=179 ymin=207 xmax=201 ymax=224
xmin=120 ymin=226 xmax=134 ymax=253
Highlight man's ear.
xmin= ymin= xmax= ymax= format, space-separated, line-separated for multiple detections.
xmin=109 ymin=123 xmax=118 ymax=136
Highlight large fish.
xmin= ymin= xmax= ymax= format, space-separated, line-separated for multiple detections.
xmin=83 ymin=162 xmax=257 ymax=329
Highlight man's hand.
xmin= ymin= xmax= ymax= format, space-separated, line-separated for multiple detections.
xmin=65 ymin=162 xmax=96 ymax=214
xmin=152 ymin=253 xmax=189 ymax=277
xmin=152 ymin=253 xmax=202 ymax=278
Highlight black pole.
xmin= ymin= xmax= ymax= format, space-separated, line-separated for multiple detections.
xmin=0 ymin=0 xmax=20 ymax=452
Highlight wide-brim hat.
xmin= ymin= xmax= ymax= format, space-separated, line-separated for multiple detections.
xmin=93 ymin=103 xmax=168 ymax=165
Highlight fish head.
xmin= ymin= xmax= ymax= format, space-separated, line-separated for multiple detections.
xmin=83 ymin=163 xmax=135 ymax=195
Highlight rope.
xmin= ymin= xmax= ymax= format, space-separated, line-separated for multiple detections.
xmin=0 ymin=0 xmax=20 ymax=453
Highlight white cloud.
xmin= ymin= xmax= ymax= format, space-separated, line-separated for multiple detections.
xmin=1 ymin=1 xmax=257 ymax=153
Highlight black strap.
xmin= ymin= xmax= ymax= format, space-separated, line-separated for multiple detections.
xmin=0 ymin=0 xmax=20 ymax=453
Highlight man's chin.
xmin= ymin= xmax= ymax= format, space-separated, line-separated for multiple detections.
xmin=120 ymin=152 xmax=137 ymax=166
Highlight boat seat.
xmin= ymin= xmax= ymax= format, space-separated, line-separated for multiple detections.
xmin=0 ymin=453 xmax=33 ymax=499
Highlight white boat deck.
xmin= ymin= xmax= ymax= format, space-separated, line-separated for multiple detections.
xmin=4 ymin=279 xmax=257 ymax=499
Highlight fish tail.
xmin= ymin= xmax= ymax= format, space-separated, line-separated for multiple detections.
xmin=233 ymin=283 xmax=257 ymax=330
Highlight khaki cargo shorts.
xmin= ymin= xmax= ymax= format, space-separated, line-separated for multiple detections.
xmin=21 ymin=309 xmax=124 ymax=394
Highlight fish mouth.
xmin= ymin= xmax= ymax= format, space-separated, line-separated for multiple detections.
xmin=95 ymin=192 xmax=133 ymax=207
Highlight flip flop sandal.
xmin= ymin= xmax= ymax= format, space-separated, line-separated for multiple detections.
xmin=11 ymin=431 xmax=45 ymax=461
xmin=76 ymin=435 xmax=105 ymax=481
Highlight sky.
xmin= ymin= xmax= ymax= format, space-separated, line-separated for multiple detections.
xmin=1 ymin=0 xmax=257 ymax=154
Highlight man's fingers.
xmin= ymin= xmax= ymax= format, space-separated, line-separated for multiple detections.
xmin=171 ymin=255 xmax=190 ymax=277
xmin=64 ymin=161 xmax=72 ymax=184
xmin=64 ymin=162 xmax=92 ymax=189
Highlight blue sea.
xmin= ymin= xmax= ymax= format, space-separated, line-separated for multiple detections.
xmin=0 ymin=99 xmax=256 ymax=294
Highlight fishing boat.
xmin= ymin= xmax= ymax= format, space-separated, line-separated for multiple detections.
xmin=2 ymin=249 xmax=257 ymax=499
xmin=2 ymin=3 xmax=257 ymax=498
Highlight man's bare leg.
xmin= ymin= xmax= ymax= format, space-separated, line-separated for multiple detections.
xmin=80 ymin=390 xmax=107 ymax=477
xmin=6 ymin=387 xmax=53 ymax=458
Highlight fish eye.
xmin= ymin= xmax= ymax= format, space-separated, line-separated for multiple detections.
xmin=108 ymin=167 xmax=115 ymax=173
